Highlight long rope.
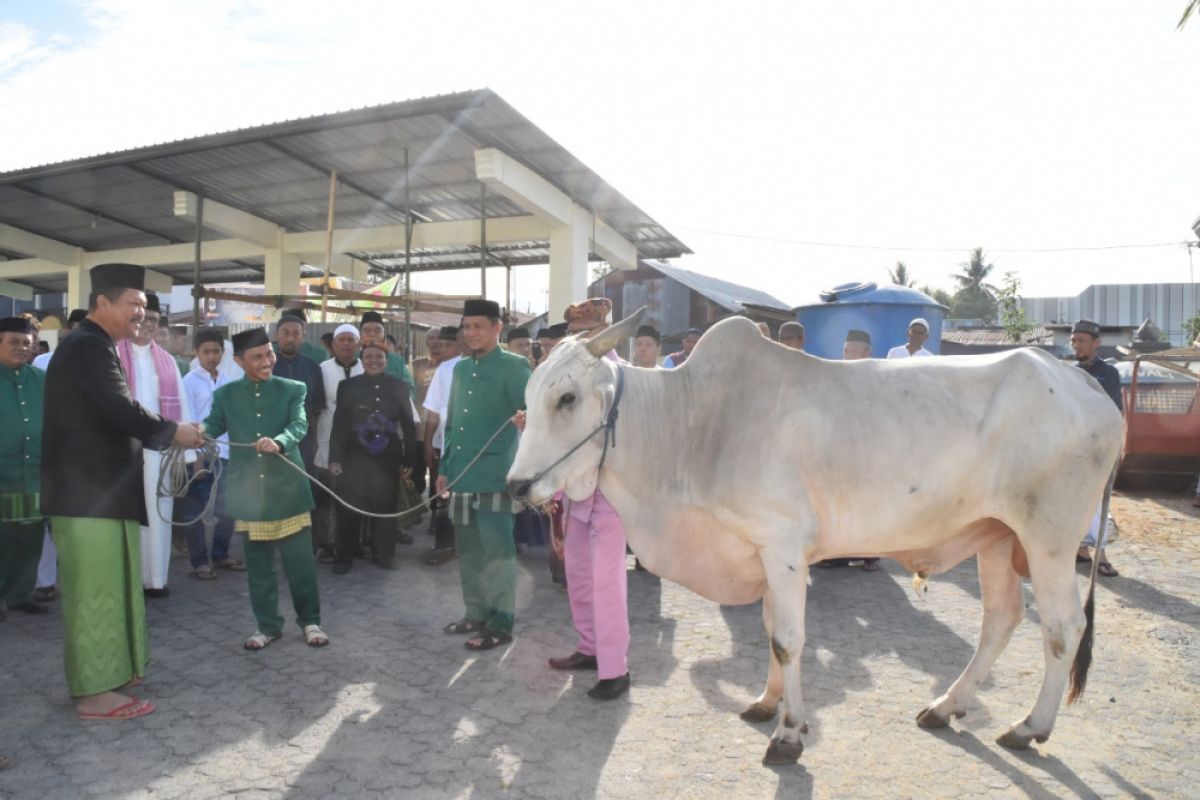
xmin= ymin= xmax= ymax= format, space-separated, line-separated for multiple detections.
xmin=157 ymin=419 xmax=514 ymax=527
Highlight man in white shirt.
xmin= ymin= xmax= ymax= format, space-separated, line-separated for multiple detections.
xmin=315 ymin=324 xmax=363 ymax=565
xmin=886 ymin=318 xmax=934 ymax=359
xmin=420 ymin=326 xmax=465 ymax=565
xmin=181 ymin=328 xmax=242 ymax=579
xmin=116 ymin=294 xmax=194 ymax=598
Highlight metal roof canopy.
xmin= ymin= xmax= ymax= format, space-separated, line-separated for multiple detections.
xmin=0 ymin=88 xmax=688 ymax=299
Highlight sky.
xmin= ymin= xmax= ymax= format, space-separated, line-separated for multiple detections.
xmin=2 ymin=0 xmax=1199 ymax=313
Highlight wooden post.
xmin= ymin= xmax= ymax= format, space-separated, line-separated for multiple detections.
xmin=321 ymin=170 xmax=338 ymax=322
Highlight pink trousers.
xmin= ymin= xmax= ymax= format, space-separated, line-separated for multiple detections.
xmin=564 ymin=496 xmax=630 ymax=680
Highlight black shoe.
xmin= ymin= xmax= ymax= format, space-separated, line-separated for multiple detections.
xmin=397 ymin=532 xmax=414 ymax=545
xmin=33 ymin=587 xmax=56 ymax=602
xmin=332 ymin=561 xmax=352 ymax=574
xmin=373 ymin=558 xmax=398 ymax=570
xmin=143 ymin=587 xmax=170 ymax=599
xmin=8 ymin=602 xmax=50 ymax=615
xmin=587 ymin=673 xmax=631 ymax=700
xmin=549 ymin=651 xmax=598 ymax=671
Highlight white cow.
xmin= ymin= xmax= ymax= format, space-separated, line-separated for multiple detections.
xmin=508 ymin=310 xmax=1122 ymax=766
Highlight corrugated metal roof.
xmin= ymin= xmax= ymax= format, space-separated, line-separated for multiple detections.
xmin=647 ymin=261 xmax=789 ymax=312
xmin=940 ymin=325 xmax=1055 ymax=346
xmin=0 ymin=89 xmax=688 ymax=295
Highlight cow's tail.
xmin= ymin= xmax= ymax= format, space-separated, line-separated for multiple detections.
xmin=1068 ymin=459 xmax=1118 ymax=704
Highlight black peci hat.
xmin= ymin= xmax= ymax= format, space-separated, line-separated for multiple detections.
xmin=0 ymin=317 xmax=34 ymax=335
xmin=506 ymin=326 xmax=530 ymax=342
xmin=463 ymin=299 xmax=501 ymax=318
xmin=360 ymin=310 xmax=384 ymax=326
xmin=67 ymin=309 xmax=88 ymax=325
xmin=439 ymin=325 xmax=460 ymax=342
xmin=845 ymin=329 xmax=871 ymax=345
xmin=1071 ymin=319 xmax=1102 ymax=338
xmin=545 ymin=322 xmax=569 ymax=339
xmin=231 ymin=327 xmax=270 ymax=355
xmin=145 ymin=294 xmax=161 ymax=314
xmin=91 ymin=263 xmax=146 ymax=292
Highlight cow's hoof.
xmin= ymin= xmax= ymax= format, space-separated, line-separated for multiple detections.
xmin=762 ymin=737 xmax=804 ymax=766
xmin=916 ymin=706 xmax=950 ymax=729
xmin=740 ymin=702 xmax=777 ymax=723
xmin=996 ymin=728 xmax=1033 ymax=750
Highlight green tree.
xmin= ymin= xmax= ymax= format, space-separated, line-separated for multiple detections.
xmin=996 ymin=271 xmax=1034 ymax=343
xmin=1183 ymin=314 xmax=1200 ymax=344
xmin=590 ymin=262 xmax=614 ymax=283
xmin=920 ymin=285 xmax=955 ymax=308
xmin=949 ymin=247 xmax=998 ymax=322
xmin=887 ymin=261 xmax=916 ymax=287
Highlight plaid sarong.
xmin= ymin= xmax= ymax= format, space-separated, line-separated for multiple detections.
xmin=0 ymin=492 xmax=41 ymax=524
xmin=236 ymin=511 xmax=312 ymax=542
xmin=448 ymin=492 xmax=522 ymax=526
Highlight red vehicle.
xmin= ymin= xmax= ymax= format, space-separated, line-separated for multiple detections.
xmin=1117 ymin=349 xmax=1200 ymax=489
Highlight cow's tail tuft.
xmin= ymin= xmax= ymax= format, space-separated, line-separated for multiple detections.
xmin=1068 ymin=580 xmax=1095 ymax=704
xmin=1069 ymin=458 xmax=1117 ymax=704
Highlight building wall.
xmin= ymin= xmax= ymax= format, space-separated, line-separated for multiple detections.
xmin=1022 ymin=283 xmax=1200 ymax=345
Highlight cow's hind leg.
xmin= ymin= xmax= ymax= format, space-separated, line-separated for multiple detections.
xmin=917 ymin=533 xmax=1023 ymax=729
xmin=997 ymin=548 xmax=1085 ymax=749
xmin=741 ymin=592 xmax=784 ymax=723
xmin=760 ymin=559 xmax=809 ymax=766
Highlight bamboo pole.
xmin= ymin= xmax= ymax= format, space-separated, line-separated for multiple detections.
xmin=321 ymin=170 xmax=338 ymax=322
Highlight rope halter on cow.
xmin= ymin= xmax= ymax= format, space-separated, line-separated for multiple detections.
xmin=523 ymin=364 xmax=626 ymax=490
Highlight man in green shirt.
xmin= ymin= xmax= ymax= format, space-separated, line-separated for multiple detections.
xmin=0 ymin=317 xmax=48 ymax=621
xmin=437 ymin=299 xmax=531 ymax=651
xmin=203 ymin=328 xmax=329 ymax=651
xmin=360 ymin=311 xmax=415 ymax=392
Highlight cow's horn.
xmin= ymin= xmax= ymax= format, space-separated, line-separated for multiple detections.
xmin=585 ymin=306 xmax=647 ymax=357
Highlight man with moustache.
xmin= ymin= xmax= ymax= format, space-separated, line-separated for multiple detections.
xmin=41 ymin=263 xmax=204 ymax=720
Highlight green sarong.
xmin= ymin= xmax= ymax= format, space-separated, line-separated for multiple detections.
xmin=53 ymin=517 xmax=148 ymax=697
xmin=455 ymin=508 xmax=518 ymax=635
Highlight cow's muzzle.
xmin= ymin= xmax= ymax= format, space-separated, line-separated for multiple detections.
xmin=508 ymin=478 xmax=533 ymax=501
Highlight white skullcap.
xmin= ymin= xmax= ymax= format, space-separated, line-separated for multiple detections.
xmin=908 ymin=318 xmax=929 ymax=331
xmin=333 ymin=323 xmax=360 ymax=340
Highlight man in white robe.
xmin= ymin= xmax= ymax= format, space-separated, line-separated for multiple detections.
xmin=118 ymin=295 xmax=193 ymax=597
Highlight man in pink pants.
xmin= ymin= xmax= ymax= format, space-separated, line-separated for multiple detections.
xmin=547 ymin=298 xmax=631 ymax=700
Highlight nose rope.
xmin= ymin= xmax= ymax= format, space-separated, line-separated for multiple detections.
xmin=524 ymin=365 xmax=625 ymax=488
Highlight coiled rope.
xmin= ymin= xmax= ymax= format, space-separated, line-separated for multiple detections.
xmin=157 ymin=419 xmax=514 ymax=527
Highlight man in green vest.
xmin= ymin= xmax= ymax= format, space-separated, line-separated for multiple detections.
xmin=360 ymin=311 xmax=415 ymax=393
xmin=437 ymin=299 xmax=531 ymax=651
xmin=203 ymin=327 xmax=329 ymax=651
xmin=0 ymin=317 xmax=48 ymax=622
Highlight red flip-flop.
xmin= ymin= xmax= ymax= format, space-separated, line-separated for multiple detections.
xmin=78 ymin=699 xmax=155 ymax=721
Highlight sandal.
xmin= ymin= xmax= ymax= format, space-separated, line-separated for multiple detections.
xmin=861 ymin=559 xmax=881 ymax=572
xmin=303 ymin=624 xmax=330 ymax=647
xmin=78 ymin=698 xmax=155 ymax=721
xmin=243 ymin=631 xmax=281 ymax=651
xmin=214 ymin=558 xmax=246 ymax=572
xmin=317 ymin=549 xmax=336 ymax=564
xmin=190 ymin=565 xmax=217 ymax=581
xmin=1097 ymin=561 xmax=1119 ymax=578
xmin=465 ymin=629 xmax=512 ymax=651
xmin=444 ymin=619 xmax=484 ymax=635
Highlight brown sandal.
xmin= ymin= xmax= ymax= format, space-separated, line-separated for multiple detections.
xmin=190 ymin=565 xmax=217 ymax=581
xmin=1097 ymin=561 xmax=1119 ymax=578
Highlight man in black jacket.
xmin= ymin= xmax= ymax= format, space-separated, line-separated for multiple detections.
xmin=1071 ymin=319 xmax=1122 ymax=577
xmin=41 ymin=263 xmax=203 ymax=721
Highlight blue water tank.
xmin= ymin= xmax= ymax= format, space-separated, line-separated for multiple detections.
xmin=793 ymin=281 xmax=948 ymax=359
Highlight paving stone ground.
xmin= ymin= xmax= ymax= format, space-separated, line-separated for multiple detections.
xmin=1 ymin=491 xmax=1197 ymax=799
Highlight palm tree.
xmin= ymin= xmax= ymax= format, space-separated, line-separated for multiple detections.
xmin=1181 ymin=0 xmax=1199 ymax=28
xmin=887 ymin=261 xmax=915 ymax=287
xmin=949 ymin=247 xmax=999 ymax=322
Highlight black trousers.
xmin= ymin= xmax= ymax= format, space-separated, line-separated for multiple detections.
xmin=335 ymin=505 xmax=398 ymax=565
xmin=311 ymin=467 xmax=334 ymax=551
xmin=426 ymin=449 xmax=455 ymax=551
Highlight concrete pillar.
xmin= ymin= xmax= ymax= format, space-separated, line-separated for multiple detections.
xmin=262 ymin=249 xmax=302 ymax=322
xmin=66 ymin=264 xmax=92 ymax=311
xmin=548 ymin=218 xmax=589 ymax=322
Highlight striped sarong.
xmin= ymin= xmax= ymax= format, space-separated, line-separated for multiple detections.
xmin=448 ymin=492 xmax=522 ymax=527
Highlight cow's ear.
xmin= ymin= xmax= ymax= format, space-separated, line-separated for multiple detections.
xmin=585 ymin=306 xmax=647 ymax=358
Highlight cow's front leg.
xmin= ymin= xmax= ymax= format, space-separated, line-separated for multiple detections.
xmin=741 ymin=592 xmax=783 ymax=723
xmin=761 ymin=559 xmax=809 ymax=766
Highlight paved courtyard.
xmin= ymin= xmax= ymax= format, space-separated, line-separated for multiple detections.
xmin=1 ymin=492 xmax=1197 ymax=799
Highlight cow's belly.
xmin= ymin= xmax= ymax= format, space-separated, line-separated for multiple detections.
xmin=883 ymin=518 xmax=1013 ymax=576
xmin=627 ymin=508 xmax=767 ymax=605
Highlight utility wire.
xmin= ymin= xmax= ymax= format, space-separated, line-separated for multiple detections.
xmin=668 ymin=225 xmax=1194 ymax=254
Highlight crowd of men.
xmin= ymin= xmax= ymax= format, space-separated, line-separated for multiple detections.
xmin=0 ymin=265 xmax=1125 ymax=739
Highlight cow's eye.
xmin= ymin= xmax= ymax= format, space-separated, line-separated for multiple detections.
xmin=557 ymin=392 xmax=576 ymax=409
